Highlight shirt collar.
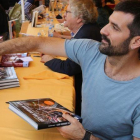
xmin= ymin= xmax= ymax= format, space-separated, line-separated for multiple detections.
xmin=71 ymin=25 xmax=83 ymax=37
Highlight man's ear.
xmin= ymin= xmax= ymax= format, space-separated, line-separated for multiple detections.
xmin=130 ymin=36 xmax=140 ymax=50
xmin=76 ymin=17 xmax=82 ymax=24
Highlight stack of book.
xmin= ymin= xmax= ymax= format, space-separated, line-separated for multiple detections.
xmin=0 ymin=67 xmax=19 ymax=90
xmin=0 ymin=53 xmax=33 ymax=67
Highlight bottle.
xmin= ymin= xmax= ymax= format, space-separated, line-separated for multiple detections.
xmin=49 ymin=0 xmax=55 ymax=12
xmin=56 ymin=2 xmax=59 ymax=11
xmin=45 ymin=13 xmax=50 ymax=25
xmin=37 ymin=32 xmax=41 ymax=36
xmin=50 ymin=19 xmax=54 ymax=28
xmin=48 ymin=26 xmax=53 ymax=37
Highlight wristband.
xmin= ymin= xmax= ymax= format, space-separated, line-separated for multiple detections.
xmin=82 ymin=130 xmax=92 ymax=140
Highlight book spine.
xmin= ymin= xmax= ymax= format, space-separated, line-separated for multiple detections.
xmin=38 ymin=122 xmax=70 ymax=130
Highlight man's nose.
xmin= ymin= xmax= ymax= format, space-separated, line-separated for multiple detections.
xmin=100 ymin=23 xmax=109 ymax=36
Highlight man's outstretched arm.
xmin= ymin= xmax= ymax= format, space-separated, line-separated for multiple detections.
xmin=0 ymin=37 xmax=66 ymax=57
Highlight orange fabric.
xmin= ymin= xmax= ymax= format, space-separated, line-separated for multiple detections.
xmin=0 ymin=54 xmax=75 ymax=140
xmin=0 ymin=19 xmax=75 ymax=140
xmin=23 ymin=70 xmax=70 ymax=80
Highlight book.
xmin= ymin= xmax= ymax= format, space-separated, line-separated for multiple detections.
xmin=2 ymin=53 xmax=28 ymax=57
xmin=0 ymin=81 xmax=19 ymax=86
xmin=8 ymin=19 xmax=21 ymax=39
xmin=0 ymin=84 xmax=19 ymax=90
xmin=32 ymin=5 xmax=46 ymax=15
xmin=9 ymin=98 xmax=82 ymax=130
xmin=0 ymin=67 xmax=19 ymax=83
xmin=0 ymin=54 xmax=32 ymax=67
xmin=31 ymin=11 xmax=39 ymax=27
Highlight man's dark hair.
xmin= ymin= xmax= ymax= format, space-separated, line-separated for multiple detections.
xmin=115 ymin=0 xmax=140 ymax=37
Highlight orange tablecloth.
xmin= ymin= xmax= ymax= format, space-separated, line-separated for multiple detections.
xmin=0 ymin=55 xmax=75 ymax=140
xmin=0 ymin=21 xmax=75 ymax=140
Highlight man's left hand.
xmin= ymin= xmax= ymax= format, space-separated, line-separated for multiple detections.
xmin=57 ymin=113 xmax=86 ymax=140
xmin=40 ymin=55 xmax=54 ymax=63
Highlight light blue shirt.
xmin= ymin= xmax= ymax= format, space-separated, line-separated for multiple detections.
xmin=65 ymin=39 xmax=140 ymax=140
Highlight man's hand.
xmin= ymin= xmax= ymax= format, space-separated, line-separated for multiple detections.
xmin=53 ymin=31 xmax=62 ymax=38
xmin=40 ymin=54 xmax=54 ymax=63
xmin=57 ymin=113 xmax=86 ymax=140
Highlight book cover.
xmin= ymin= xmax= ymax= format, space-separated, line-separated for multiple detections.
xmin=0 ymin=67 xmax=19 ymax=83
xmin=0 ymin=55 xmax=31 ymax=67
xmin=9 ymin=98 xmax=82 ymax=130
xmin=8 ymin=19 xmax=21 ymax=39
xmin=32 ymin=5 xmax=46 ymax=15
xmin=31 ymin=11 xmax=39 ymax=27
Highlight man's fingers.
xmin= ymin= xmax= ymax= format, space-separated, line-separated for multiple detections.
xmin=62 ymin=113 xmax=77 ymax=123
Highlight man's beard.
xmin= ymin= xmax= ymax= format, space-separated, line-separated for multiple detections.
xmin=99 ymin=35 xmax=132 ymax=56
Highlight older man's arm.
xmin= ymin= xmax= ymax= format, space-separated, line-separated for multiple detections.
xmin=0 ymin=37 xmax=66 ymax=57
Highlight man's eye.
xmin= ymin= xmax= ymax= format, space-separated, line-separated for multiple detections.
xmin=112 ymin=25 xmax=118 ymax=31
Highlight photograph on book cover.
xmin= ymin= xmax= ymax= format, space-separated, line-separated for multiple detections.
xmin=9 ymin=19 xmax=20 ymax=39
xmin=0 ymin=67 xmax=8 ymax=78
xmin=0 ymin=54 xmax=31 ymax=67
xmin=10 ymin=98 xmax=76 ymax=124
xmin=0 ymin=67 xmax=18 ymax=85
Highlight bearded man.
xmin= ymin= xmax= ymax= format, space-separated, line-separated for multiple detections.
xmin=0 ymin=1 xmax=140 ymax=140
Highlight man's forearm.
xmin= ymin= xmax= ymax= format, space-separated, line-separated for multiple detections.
xmin=0 ymin=37 xmax=66 ymax=57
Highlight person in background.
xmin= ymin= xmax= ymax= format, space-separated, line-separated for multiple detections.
xmin=18 ymin=0 xmax=39 ymax=21
xmin=9 ymin=0 xmax=19 ymax=7
xmin=1 ymin=1 xmax=140 ymax=139
xmin=94 ymin=0 xmax=114 ymax=29
xmin=55 ymin=0 xmax=68 ymax=23
xmin=0 ymin=0 xmax=10 ymax=11
xmin=41 ymin=0 xmax=101 ymax=116
xmin=0 ymin=4 xmax=9 ymax=40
